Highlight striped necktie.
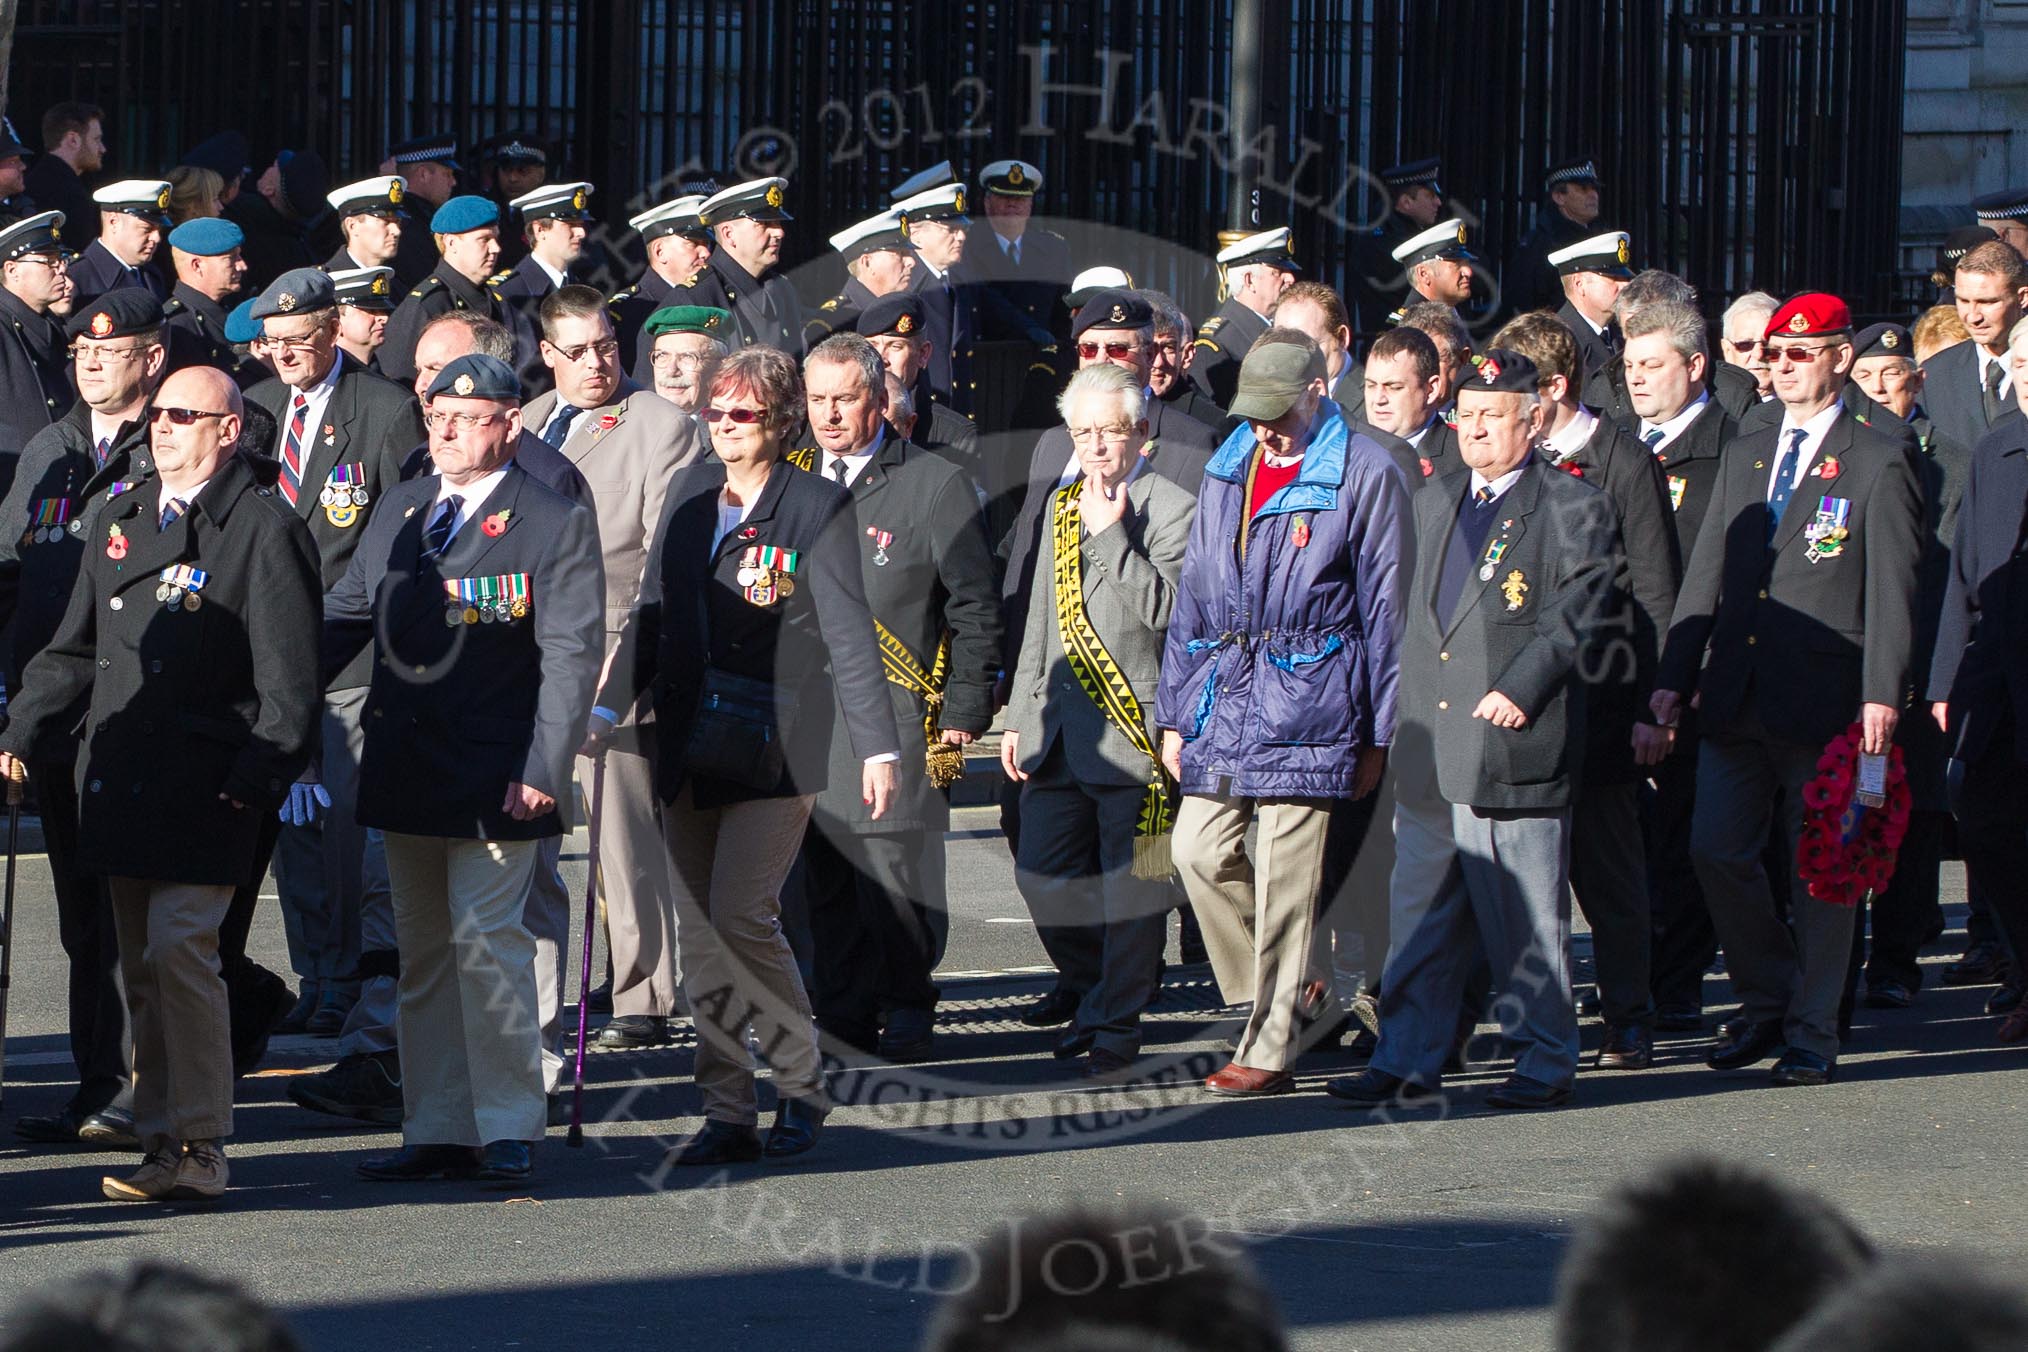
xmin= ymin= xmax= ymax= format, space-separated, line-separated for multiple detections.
xmin=278 ymin=392 xmax=308 ymax=505
xmin=159 ymin=497 xmax=186 ymax=530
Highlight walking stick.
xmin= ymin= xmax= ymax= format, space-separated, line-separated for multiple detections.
xmin=0 ymin=759 xmax=23 ymax=1110
xmin=567 ymin=753 xmax=606 ymax=1148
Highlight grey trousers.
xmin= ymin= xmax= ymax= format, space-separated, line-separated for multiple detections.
xmin=270 ymin=685 xmax=374 ymax=992
xmin=1690 ymin=730 xmax=1856 ymax=1060
xmin=1373 ymin=794 xmax=1578 ymax=1089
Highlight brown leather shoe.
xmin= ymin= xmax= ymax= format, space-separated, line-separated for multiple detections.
xmin=1203 ymin=1062 xmax=1295 ymax=1096
xmin=102 ymin=1138 xmax=183 ymax=1202
xmin=1998 ymin=1006 xmax=2028 ymax=1044
xmin=168 ymin=1139 xmax=229 ymax=1201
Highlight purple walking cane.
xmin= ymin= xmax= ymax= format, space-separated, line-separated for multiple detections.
xmin=0 ymin=760 xmax=21 ymax=1109
xmin=567 ymin=753 xmax=606 ymax=1147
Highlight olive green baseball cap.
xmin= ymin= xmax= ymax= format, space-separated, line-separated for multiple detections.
xmin=1228 ymin=340 xmax=1327 ymax=421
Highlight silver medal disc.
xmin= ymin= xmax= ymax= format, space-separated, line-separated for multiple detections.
xmin=1478 ymin=564 xmax=1494 ymax=582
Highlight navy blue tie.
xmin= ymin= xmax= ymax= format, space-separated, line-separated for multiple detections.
xmin=1767 ymin=427 xmax=1805 ymax=544
xmin=423 ymin=497 xmax=460 ymax=559
xmin=542 ymin=403 xmax=580 ymax=449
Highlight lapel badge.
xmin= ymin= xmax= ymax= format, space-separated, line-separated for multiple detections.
xmin=481 ymin=508 xmax=512 ymax=538
xmin=1812 ymin=455 xmax=1840 ymax=479
xmin=1291 ymin=516 xmax=1311 ymax=548
xmin=738 ymin=524 xmax=759 ymax=541
xmin=105 ymin=522 xmax=127 ymax=561
xmin=1501 ymin=568 xmax=1530 ymax=611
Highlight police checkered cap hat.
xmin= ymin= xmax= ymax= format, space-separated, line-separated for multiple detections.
xmin=65 ymin=287 xmax=164 ymax=343
xmin=1217 ymin=226 xmax=1300 ymax=271
xmin=512 ymin=180 xmax=594 ymax=222
xmin=1380 ymin=157 xmax=1442 ymax=195
xmin=1972 ymin=188 xmax=2028 ymax=222
xmin=887 ymin=160 xmax=957 ymax=205
xmin=0 ymin=116 xmax=31 ymax=162
xmin=1390 ymin=218 xmax=1475 ymax=268
xmin=330 ymin=265 xmax=398 ymax=310
xmin=1943 ymin=225 xmax=2000 ymax=268
xmin=698 ymin=176 xmax=791 ymax=225
xmin=1460 ymin=348 xmax=1541 ymax=397
xmin=328 ymin=175 xmax=407 ymax=218
xmin=629 ymin=194 xmax=711 ymax=241
xmin=1546 ymin=156 xmax=1601 ymax=190
xmin=829 ymin=209 xmax=910 ymax=258
xmin=893 ymin=183 xmax=968 ymax=225
xmin=93 ymin=179 xmax=173 ymax=225
xmin=1546 ymin=230 xmax=1634 ymax=278
xmin=250 ymin=266 xmax=336 ymax=320
xmin=389 ymin=134 xmax=459 ymax=170
xmin=0 ymin=210 xmax=67 ymax=262
xmin=489 ymin=134 xmax=547 ymax=166
xmin=427 ymin=352 xmax=519 ymax=402
xmin=979 ymin=159 xmax=1042 ymax=196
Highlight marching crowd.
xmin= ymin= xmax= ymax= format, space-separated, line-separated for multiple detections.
xmin=1 ymin=102 xmax=2025 ymax=1207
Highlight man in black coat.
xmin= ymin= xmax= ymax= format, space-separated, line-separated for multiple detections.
xmin=0 ymin=364 xmax=322 ymax=1203
xmin=0 ymin=212 xmax=79 ymax=497
xmin=609 ymin=193 xmax=714 ymax=378
xmin=1928 ymin=351 xmax=2028 ymax=1044
xmin=1620 ymin=298 xmax=1740 ymax=1029
xmin=493 ymin=181 xmax=595 ymax=398
xmin=1920 ymin=241 xmax=2027 ymax=460
xmin=22 ymin=103 xmax=103 ymax=251
xmin=161 ymin=216 xmax=264 ymax=389
xmin=969 ymin=159 xmax=1075 ymax=342
xmin=383 ymin=135 xmax=462 ymax=294
xmin=1191 ymin=228 xmax=1300 ymax=408
xmin=1349 ymin=158 xmax=1447 ymax=335
xmin=68 ymin=180 xmax=170 ymax=306
xmin=1356 ymin=325 xmax=1457 ymax=487
xmin=804 ymin=207 xmax=916 ymax=348
xmin=1497 ymin=310 xmax=1679 ymax=1070
xmin=1654 ymin=293 xmax=1922 ymax=1087
xmin=785 ymin=335 xmax=1000 ymax=1062
xmin=858 ymin=292 xmax=981 ymax=486
xmin=241 ymin=267 xmax=426 ymax=1039
xmin=668 ymin=176 xmax=805 ymax=357
xmin=0 ymin=288 xmax=165 ymax=1149
xmin=1331 ymin=349 xmax=1618 ymax=1112
xmin=322 ymin=175 xmax=407 ymax=275
xmin=1545 ymin=230 xmax=1631 ymax=395
xmin=897 ymin=180 xmax=1053 ymax=418
xmin=378 ymin=195 xmax=507 ymax=386
xmin=334 ymin=354 xmax=603 ymax=1185
xmin=1507 ymin=155 xmax=1606 ymax=318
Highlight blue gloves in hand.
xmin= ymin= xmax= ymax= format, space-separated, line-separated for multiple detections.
xmin=280 ymin=781 xmax=332 ymax=826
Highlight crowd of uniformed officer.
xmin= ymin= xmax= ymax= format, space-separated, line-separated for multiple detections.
xmin=1 ymin=120 xmax=2026 ymax=1199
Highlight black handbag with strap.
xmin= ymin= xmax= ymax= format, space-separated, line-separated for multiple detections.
xmin=682 ymin=665 xmax=797 ymax=792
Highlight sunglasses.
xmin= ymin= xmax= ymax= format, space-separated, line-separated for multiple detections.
xmin=1724 ymin=338 xmax=1765 ymax=354
xmin=150 ymin=406 xmax=230 ymax=425
xmin=1767 ymin=343 xmax=1839 ymax=364
xmin=702 ymin=406 xmax=766 ymax=424
xmin=1078 ymin=341 xmax=1140 ymax=361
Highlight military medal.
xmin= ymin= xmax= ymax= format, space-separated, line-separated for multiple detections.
xmin=867 ymin=526 xmax=893 ymax=566
xmin=158 ymin=564 xmax=209 ymax=611
xmin=105 ymin=480 xmax=135 ymax=501
xmin=1803 ymin=496 xmax=1851 ymax=563
xmin=105 ymin=523 xmax=127 ymax=561
xmin=322 ymin=463 xmax=369 ymax=528
xmin=1500 ymin=569 xmax=1529 ymax=611
xmin=503 ymin=573 xmax=530 ymax=619
xmin=736 ymin=546 xmax=761 ymax=588
xmin=29 ymin=498 xmax=73 ymax=545
xmin=1478 ymin=536 xmax=1509 ymax=583
xmin=1667 ymin=475 xmax=1687 ymax=512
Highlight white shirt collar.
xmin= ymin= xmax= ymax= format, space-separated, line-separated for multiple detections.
xmin=1977 ymin=345 xmax=2015 ymax=392
xmin=531 ymin=255 xmax=568 ymax=290
xmin=1405 ymin=413 xmax=1441 ymax=449
xmin=159 ymin=474 xmax=215 ymax=516
xmin=283 ymin=356 xmax=345 ymax=446
xmin=1544 ymin=404 xmax=1598 ymax=462
xmin=1572 ymin=307 xmax=1607 ymax=337
xmin=1641 ymin=390 xmax=1710 ymax=451
xmin=90 ymin=409 xmax=130 ymax=451
xmin=820 ymin=424 xmax=887 ymax=487
xmin=1468 ymin=460 xmax=1528 ymax=502
xmin=1770 ymin=400 xmax=1844 ymax=493
xmin=432 ymin=463 xmax=513 ymax=526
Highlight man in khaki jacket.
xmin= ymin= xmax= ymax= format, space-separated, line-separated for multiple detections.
xmin=521 ymin=284 xmax=704 ymax=1047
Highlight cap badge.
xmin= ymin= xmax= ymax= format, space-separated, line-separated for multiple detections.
xmin=1109 ymin=303 xmax=1127 ymax=323
xmin=953 ymin=188 xmax=967 ymax=214
xmin=453 ymin=373 xmax=475 ymax=396
xmin=896 ymin=314 xmax=915 ymax=335
xmin=371 ymin=274 xmax=389 ymax=295
xmin=1454 ymin=223 xmax=1467 ymax=244
xmin=277 ymin=293 xmax=298 ymax=313
xmin=1009 ymin=165 xmax=1024 ymax=185
xmin=898 ymin=216 xmax=910 ymax=238
xmin=764 ymin=183 xmax=784 ymax=209
xmin=156 ymin=188 xmax=171 ymax=209
xmin=1788 ymin=312 xmax=1809 ymax=333
xmin=1882 ymin=330 xmax=1899 ymax=349
xmin=1478 ymin=355 xmax=1502 ymax=384
xmin=1616 ymin=237 xmax=1631 ymax=265
xmin=571 ymin=188 xmax=587 ymax=211
xmin=89 ymin=311 xmax=113 ymax=338
xmin=703 ymin=314 xmax=720 ymax=329
xmin=388 ymin=182 xmax=404 ymax=204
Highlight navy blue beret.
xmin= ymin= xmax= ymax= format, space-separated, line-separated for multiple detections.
xmin=427 ymin=353 xmax=519 ymax=401
xmin=251 ymin=266 xmax=336 ymax=319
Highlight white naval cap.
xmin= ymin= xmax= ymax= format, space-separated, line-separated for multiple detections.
xmin=1389 ymin=218 xmax=1475 ymax=267
xmin=887 ymin=160 xmax=957 ymax=205
xmin=1217 ymin=226 xmax=1300 ymax=271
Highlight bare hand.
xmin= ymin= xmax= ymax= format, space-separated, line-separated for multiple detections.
xmin=1630 ymin=721 xmax=1675 ymax=766
xmin=0 ymin=752 xmax=26 ymax=793
xmin=1350 ymin=746 xmax=1387 ymax=800
xmin=1649 ymin=690 xmax=1683 ymax=728
xmin=218 ymin=793 xmax=246 ymax=810
xmin=1860 ymin=702 xmax=1899 ymax=757
xmin=1000 ymin=730 xmax=1027 ymax=783
xmin=1473 ymin=691 xmax=1529 ymax=730
xmin=1078 ymin=475 xmax=1128 ymax=535
xmin=1160 ymin=728 xmax=1183 ymax=782
xmin=1931 ymin=701 xmax=1950 ymax=734
xmin=578 ymin=713 xmax=616 ymax=759
xmin=503 ymin=781 xmax=557 ymax=821
xmin=940 ymin=728 xmax=977 ymax=747
xmin=863 ymin=758 xmax=899 ymax=820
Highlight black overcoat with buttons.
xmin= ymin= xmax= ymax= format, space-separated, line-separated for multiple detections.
xmin=0 ymin=451 xmax=323 ymax=885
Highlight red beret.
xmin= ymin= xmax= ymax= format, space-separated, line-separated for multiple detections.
xmin=1764 ymin=292 xmax=1852 ymax=340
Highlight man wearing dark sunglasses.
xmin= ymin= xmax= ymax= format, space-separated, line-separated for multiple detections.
xmin=1654 ymin=292 xmax=1922 ymax=1090
xmin=0 ymin=363 xmax=323 ymax=1203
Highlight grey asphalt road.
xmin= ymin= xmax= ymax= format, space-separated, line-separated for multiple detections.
xmin=2 ymin=808 xmax=2025 ymax=1351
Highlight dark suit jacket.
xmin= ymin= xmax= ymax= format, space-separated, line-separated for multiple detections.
xmin=25 ymin=156 xmax=96 ymax=249
xmin=1659 ymin=409 xmax=1922 ymax=749
xmin=323 ymin=463 xmax=605 ymax=839
xmin=1652 ymin=394 xmax=1738 ymax=572
xmin=0 ymin=287 xmax=75 ymax=495
xmin=672 ymin=252 xmax=805 ymax=358
xmin=1595 ymin=354 xmax=1757 ymax=431
xmin=1930 ymin=410 xmax=2028 ymax=764
xmin=598 ymin=457 xmax=900 ymax=809
xmin=1919 ymin=339 xmax=2007 ymax=462
xmin=0 ymin=453 xmax=322 ymax=883
xmin=1354 ymin=418 xmax=1435 ymax=492
xmin=1394 ymin=459 xmax=1617 ymax=811
xmin=401 ymin=431 xmax=593 ymax=511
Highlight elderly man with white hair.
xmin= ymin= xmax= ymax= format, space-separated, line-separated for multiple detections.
xmin=1190 ymin=227 xmax=1302 ymax=407
xmin=1719 ymin=290 xmax=1780 ymax=401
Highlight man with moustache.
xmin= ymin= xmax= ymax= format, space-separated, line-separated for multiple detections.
xmin=641 ymin=303 xmax=730 ymax=431
xmin=1139 ymin=290 xmax=1231 ymax=435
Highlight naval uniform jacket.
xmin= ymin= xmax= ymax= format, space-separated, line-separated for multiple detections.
xmin=789 ymin=434 xmax=1000 ymax=835
xmin=378 ymin=262 xmax=506 ymax=386
xmin=68 ymin=240 xmax=167 ymax=308
xmin=968 ymin=227 xmax=1075 ymax=342
xmin=0 ymin=453 xmax=322 ymax=884
xmin=163 ymin=282 xmax=267 ymax=389
xmin=598 ymin=457 xmax=900 ymax=810
xmin=671 ymin=252 xmax=806 ymax=357
xmin=1395 ymin=458 xmax=1618 ymax=812
xmin=1189 ymin=297 xmax=1270 ymax=409
xmin=0 ymin=405 xmax=154 ymax=757
xmin=805 ymin=276 xmax=881 ymax=348
xmin=0 ymin=287 xmax=75 ymax=493
xmin=322 ymin=462 xmax=605 ymax=840
xmin=613 ymin=268 xmax=681 ymax=382
xmin=1658 ymin=408 xmax=1922 ymax=751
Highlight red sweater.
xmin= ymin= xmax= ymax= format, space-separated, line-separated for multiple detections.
xmin=1248 ymin=454 xmax=1303 ymax=517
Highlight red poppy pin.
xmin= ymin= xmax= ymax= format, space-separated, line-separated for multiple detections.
xmin=481 ymin=509 xmax=512 ymax=538
xmin=1419 ymin=457 xmax=1434 ymax=478
xmin=738 ymin=525 xmax=759 ymax=540
xmin=1291 ymin=516 xmax=1311 ymax=548
xmin=1561 ymin=461 xmax=1585 ymax=478
xmin=1813 ymin=455 xmax=1840 ymax=479
xmin=598 ymin=414 xmax=618 ymax=432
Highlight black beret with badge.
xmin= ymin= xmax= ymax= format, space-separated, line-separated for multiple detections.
xmin=1072 ymin=288 xmax=1153 ymax=339
xmin=1852 ymin=323 xmax=1913 ymax=362
xmin=1461 ymin=347 xmax=1542 ymax=396
xmin=858 ymin=293 xmax=927 ymax=340
xmin=65 ymin=286 xmax=165 ymax=342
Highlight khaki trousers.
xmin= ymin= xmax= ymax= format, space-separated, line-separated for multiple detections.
xmin=662 ymin=787 xmax=821 ymax=1126
xmin=1172 ymin=794 xmax=1334 ymax=1073
xmin=578 ymin=747 xmax=680 ymax=1018
xmin=107 ymin=878 xmax=235 ymax=1143
xmin=384 ymin=833 xmax=546 ymax=1146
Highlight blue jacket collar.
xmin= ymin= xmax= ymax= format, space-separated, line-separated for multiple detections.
xmin=1205 ymin=400 xmax=1349 ymax=516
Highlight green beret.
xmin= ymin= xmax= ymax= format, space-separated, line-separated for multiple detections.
xmin=643 ymin=305 xmax=731 ymax=339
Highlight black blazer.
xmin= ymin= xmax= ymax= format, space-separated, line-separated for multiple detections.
xmin=163 ymin=282 xmax=268 ymax=390
xmin=1394 ymin=459 xmax=1618 ymax=812
xmin=1930 ymin=411 xmax=2028 ymax=764
xmin=0 ymin=287 xmax=75 ymax=494
xmin=598 ymin=457 xmax=900 ymax=809
xmin=1659 ymin=409 xmax=1922 ymax=749
xmin=1919 ymin=339 xmax=2006 ymax=461
xmin=1651 ymin=395 xmax=1738 ymax=571
xmin=324 ymin=463 xmax=605 ymax=840
xmin=0 ymin=454 xmax=322 ymax=884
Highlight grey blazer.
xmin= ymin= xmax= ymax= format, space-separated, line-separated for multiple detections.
xmin=1004 ymin=472 xmax=1197 ymax=788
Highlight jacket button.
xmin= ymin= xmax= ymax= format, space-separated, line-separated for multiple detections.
xmin=109 ymin=596 xmax=123 ymax=611
xmin=97 ymin=658 xmax=109 ymax=669
xmin=414 ymin=665 xmax=427 ymax=675
xmin=1747 ymin=635 xmax=1757 ymax=646
xmin=1757 ymin=589 xmax=1767 ymax=600
xmin=1439 ymin=651 xmax=1450 ymax=661
xmin=88 ymin=779 xmax=101 ymax=793
xmin=1438 ymin=700 xmax=1449 ymax=711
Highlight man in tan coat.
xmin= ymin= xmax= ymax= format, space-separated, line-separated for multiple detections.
xmin=521 ymin=284 xmax=704 ymax=1047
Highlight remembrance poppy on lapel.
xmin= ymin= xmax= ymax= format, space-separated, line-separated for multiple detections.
xmin=1813 ymin=455 xmax=1840 ymax=478
xmin=481 ymin=509 xmax=512 ymax=537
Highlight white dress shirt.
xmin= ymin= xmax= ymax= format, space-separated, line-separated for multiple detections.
xmin=1977 ymin=346 xmax=2014 ymax=406
xmin=1543 ymin=405 xmax=1599 ymax=464
xmin=821 ymin=425 xmax=886 ymax=488
xmin=1767 ymin=401 xmax=1843 ymax=497
xmin=427 ymin=464 xmax=513 ymax=549
xmin=281 ymin=356 xmax=344 ymax=456
xmin=531 ymin=255 xmax=568 ymax=291
xmin=1468 ymin=461 xmax=1528 ymax=505
xmin=1640 ymin=390 xmax=1710 ymax=452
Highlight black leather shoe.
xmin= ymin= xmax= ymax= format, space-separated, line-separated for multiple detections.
xmin=1053 ymin=1027 xmax=1095 ymax=1060
xmin=1943 ymin=944 xmax=2007 ymax=986
xmin=1769 ymin=1049 xmax=1836 ymax=1086
xmin=876 ymin=1008 xmax=935 ymax=1063
xmin=1018 ymin=987 xmax=1083 ymax=1027
xmin=1324 ymin=1068 xmax=1440 ymax=1108
xmin=1986 ymin=979 xmax=2024 ymax=1015
xmin=763 ymin=1096 xmax=828 ymax=1160
xmin=1655 ymin=1006 xmax=1705 ymax=1033
xmin=13 ymin=1106 xmax=89 ymax=1143
xmin=667 ymin=1121 xmax=762 ymax=1167
xmin=593 ymin=1014 xmax=673 ymax=1049
xmin=1485 ymin=1075 xmax=1573 ymax=1110
xmin=1863 ymin=980 xmax=1914 ymax=1010
xmin=1708 ymin=1017 xmax=1786 ymax=1069
xmin=78 ymin=1108 xmax=140 ymax=1149
xmin=356 ymin=1143 xmax=483 ymax=1181
xmin=475 ymin=1140 xmax=532 ymax=1181
xmin=1595 ymin=1024 xmax=1654 ymax=1070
